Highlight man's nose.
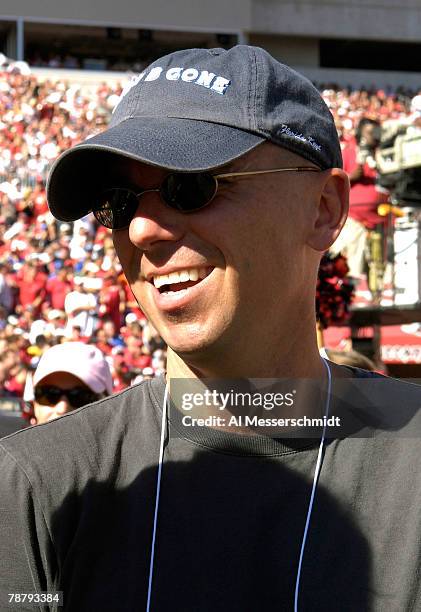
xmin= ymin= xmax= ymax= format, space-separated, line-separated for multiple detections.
xmin=128 ymin=190 xmax=186 ymax=251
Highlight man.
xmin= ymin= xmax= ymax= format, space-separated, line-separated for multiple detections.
xmin=343 ymin=118 xmax=385 ymax=229
xmin=331 ymin=117 xmax=388 ymax=280
xmin=1 ymin=46 xmax=420 ymax=611
xmin=97 ymin=272 xmax=124 ymax=330
xmin=26 ymin=341 xmax=113 ymax=425
xmin=0 ymin=261 xmax=13 ymax=314
xmin=45 ymin=266 xmax=73 ymax=311
xmin=14 ymin=260 xmax=48 ymax=319
xmin=64 ymin=276 xmax=97 ymax=338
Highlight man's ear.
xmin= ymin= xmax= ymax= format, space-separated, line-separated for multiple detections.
xmin=306 ymin=169 xmax=350 ymax=252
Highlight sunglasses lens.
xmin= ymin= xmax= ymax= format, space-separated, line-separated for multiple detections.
xmin=34 ymin=386 xmax=97 ymax=408
xmin=34 ymin=386 xmax=61 ymax=406
xmin=67 ymin=389 xmax=97 ymax=408
xmin=162 ymin=173 xmax=217 ymax=212
xmin=94 ymin=189 xmax=138 ymax=229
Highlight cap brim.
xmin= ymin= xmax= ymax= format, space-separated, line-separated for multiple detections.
xmin=47 ymin=117 xmax=265 ymax=222
xmin=33 ymin=366 xmax=92 ymax=391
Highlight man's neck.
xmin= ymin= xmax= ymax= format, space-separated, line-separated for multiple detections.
xmin=166 ymin=344 xmax=326 ymax=381
xmin=165 ymin=345 xmax=332 ymax=436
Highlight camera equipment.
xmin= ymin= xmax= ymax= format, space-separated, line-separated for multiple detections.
xmin=376 ymin=128 xmax=421 ymax=205
xmin=393 ymin=209 xmax=421 ymax=305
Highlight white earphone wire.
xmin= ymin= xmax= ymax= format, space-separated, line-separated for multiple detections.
xmin=294 ymin=358 xmax=332 ymax=612
xmin=146 ymin=383 xmax=169 ymax=612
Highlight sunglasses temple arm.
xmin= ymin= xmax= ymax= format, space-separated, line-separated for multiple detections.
xmin=214 ymin=167 xmax=320 ymax=180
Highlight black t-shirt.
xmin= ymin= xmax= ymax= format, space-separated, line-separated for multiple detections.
xmin=0 ymin=369 xmax=420 ymax=611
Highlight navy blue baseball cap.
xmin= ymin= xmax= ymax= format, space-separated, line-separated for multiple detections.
xmin=47 ymin=45 xmax=343 ymax=221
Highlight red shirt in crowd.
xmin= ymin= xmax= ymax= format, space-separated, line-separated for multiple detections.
xmin=342 ymin=138 xmax=388 ymax=229
xmin=15 ymin=266 xmax=48 ymax=315
xmin=123 ymin=339 xmax=152 ymax=370
xmin=122 ymin=352 xmax=152 ymax=370
xmin=98 ymin=281 xmax=121 ymax=330
xmin=31 ymin=186 xmax=48 ymax=218
xmin=4 ymin=377 xmax=24 ymax=396
xmin=46 ymin=274 xmax=72 ymax=310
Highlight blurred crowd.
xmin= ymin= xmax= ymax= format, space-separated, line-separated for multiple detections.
xmin=0 ymin=60 xmax=165 ymax=400
xmin=321 ymin=85 xmax=415 ymax=139
xmin=0 ymin=59 xmax=420 ymax=399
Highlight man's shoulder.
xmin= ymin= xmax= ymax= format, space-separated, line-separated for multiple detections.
xmin=339 ymin=363 xmax=421 ymax=400
xmin=0 ymin=377 xmax=165 ymax=482
xmin=336 ymin=365 xmax=421 ymax=439
xmin=345 ymin=364 xmax=421 ymax=391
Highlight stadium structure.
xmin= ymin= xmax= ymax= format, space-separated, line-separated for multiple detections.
xmin=1 ymin=0 xmax=421 ymax=89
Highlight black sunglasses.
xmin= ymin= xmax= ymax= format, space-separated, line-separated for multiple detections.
xmin=34 ymin=385 xmax=99 ymax=409
xmin=92 ymin=167 xmax=320 ymax=230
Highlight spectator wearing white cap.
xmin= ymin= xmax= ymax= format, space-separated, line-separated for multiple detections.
xmin=29 ymin=341 xmax=113 ymax=424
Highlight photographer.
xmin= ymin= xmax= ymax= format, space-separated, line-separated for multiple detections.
xmin=331 ymin=118 xmax=389 ymax=279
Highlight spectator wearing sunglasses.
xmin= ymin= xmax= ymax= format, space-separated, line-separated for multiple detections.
xmin=1 ymin=46 xmax=421 ymax=612
xmin=28 ymin=341 xmax=113 ymax=424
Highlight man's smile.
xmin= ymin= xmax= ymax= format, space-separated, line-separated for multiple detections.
xmin=145 ymin=266 xmax=216 ymax=312
xmin=148 ymin=266 xmax=213 ymax=292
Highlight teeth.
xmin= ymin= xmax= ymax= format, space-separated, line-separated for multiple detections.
xmin=153 ymin=274 xmax=169 ymax=289
xmin=152 ymin=267 xmax=209 ymax=288
xmin=168 ymin=272 xmax=180 ymax=284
